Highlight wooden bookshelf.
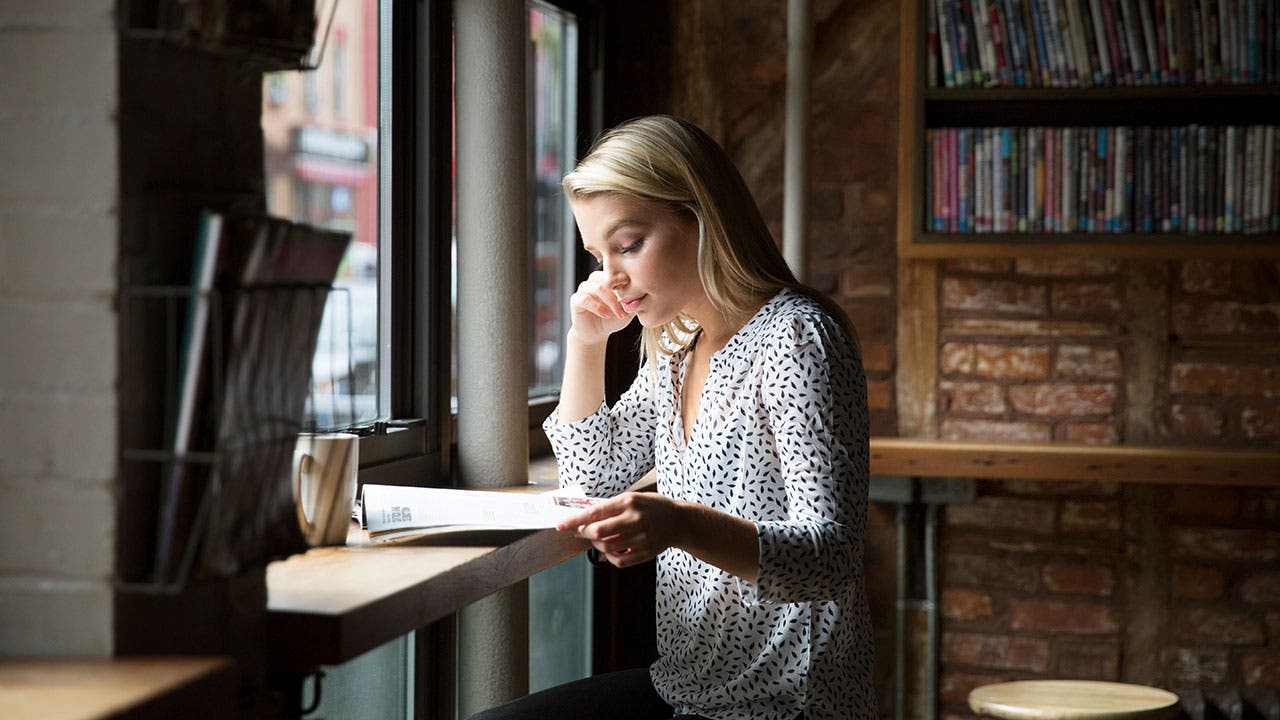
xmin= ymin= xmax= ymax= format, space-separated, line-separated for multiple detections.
xmin=897 ymin=0 xmax=1280 ymax=259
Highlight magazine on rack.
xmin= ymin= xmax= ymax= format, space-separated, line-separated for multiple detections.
xmin=360 ymin=484 xmax=605 ymax=544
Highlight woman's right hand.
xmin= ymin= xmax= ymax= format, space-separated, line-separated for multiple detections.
xmin=568 ymin=270 xmax=634 ymax=346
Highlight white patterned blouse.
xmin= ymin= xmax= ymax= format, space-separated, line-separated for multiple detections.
xmin=543 ymin=288 xmax=875 ymax=720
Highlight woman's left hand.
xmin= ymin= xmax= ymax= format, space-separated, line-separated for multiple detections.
xmin=556 ymin=493 xmax=688 ymax=568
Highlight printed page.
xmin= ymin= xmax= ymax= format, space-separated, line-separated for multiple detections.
xmin=362 ymin=485 xmax=603 ymax=542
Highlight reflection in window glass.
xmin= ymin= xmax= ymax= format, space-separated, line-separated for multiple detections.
xmin=263 ymin=0 xmax=381 ymax=430
xmin=528 ymin=2 xmax=578 ymax=398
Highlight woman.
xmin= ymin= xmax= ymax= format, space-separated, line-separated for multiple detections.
xmin=474 ymin=115 xmax=873 ymax=720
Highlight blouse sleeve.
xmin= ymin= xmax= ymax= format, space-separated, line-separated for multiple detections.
xmin=747 ymin=311 xmax=869 ymax=604
xmin=542 ymin=363 xmax=659 ymax=499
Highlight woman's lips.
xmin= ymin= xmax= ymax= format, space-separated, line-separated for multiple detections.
xmin=621 ymin=294 xmax=646 ymax=313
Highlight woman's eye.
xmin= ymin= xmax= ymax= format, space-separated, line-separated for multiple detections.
xmin=619 ymin=239 xmax=644 ymax=254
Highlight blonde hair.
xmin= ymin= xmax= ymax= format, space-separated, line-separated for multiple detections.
xmin=562 ymin=115 xmax=856 ymax=366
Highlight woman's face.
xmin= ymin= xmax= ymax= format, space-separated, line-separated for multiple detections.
xmin=570 ymin=192 xmax=707 ymax=329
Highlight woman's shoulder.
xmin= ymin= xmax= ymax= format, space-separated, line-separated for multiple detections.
xmin=758 ymin=288 xmax=851 ymax=348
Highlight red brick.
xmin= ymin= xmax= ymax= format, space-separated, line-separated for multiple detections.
xmin=811 ymin=184 xmax=844 ymax=221
xmin=940 ymin=381 xmax=1007 ymax=415
xmin=1241 ymin=571 xmax=1280 ymax=604
xmin=840 ymin=262 xmax=893 ymax=299
xmin=942 ymin=418 xmax=1053 ymax=442
xmin=1055 ymin=639 xmax=1120 ymax=679
xmin=1173 ymin=300 xmax=1280 ymax=336
xmin=944 ymin=553 xmax=1040 ymax=592
xmin=1043 ymin=562 xmax=1115 ymax=596
xmin=1011 ymin=599 xmax=1119 ymax=635
xmin=1172 ymin=527 xmax=1280 ymax=563
xmin=844 ymin=301 xmax=896 ymax=343
xmin=946 ymin=259 xmax=1014 ymax=274
xmin=1165 ymin=647 xmax=1231 ymax=687
xmin=1242 ymin=655 xmax=1280 ymax=687
xmin=1060 ymin=500 xmax=1122 ymax=532
xmin=1169 ymin=362 xmax=1280 ymax=397
xmin=1052 ymin=282 xmax=1122 ymax=318
xmin=1180 ymin=260 xmax=1234 ymax=295
xmin=1173 ymin=607 xmax=1266 ymax=645
xmin=1015 ymin=259 xmax=1120 ymax=277
xmin=942 ymin=278 xmax=1048 ymax=315
xmin=945 ymin=496 xmax=1057 ymax=534
xmin=1056 ymin=345 xmax=1122 ymax=379
xmin=1242 ymin=402 xmax=1280 ymax=440
xmin=1172 ymin=565 xmax=1228 ymax=600
xmin=942 ymin=632 xmax=1052 ymax=672
xmin=941 ymin=343 xmax=1052 ymax=379
xmin=861 ymin=341 xmax=892 ymax=373
xmin=943 ymin=589 xmax=995 ymax=622
xmin=940 ymin=672 xmax=1008 ymax=704
xmin=1008 ymin=383 xmax=1119 ymax=417
xmin=809 ymin=270 xmax=838 ymax=294
xmin=868 ymin=378 xmax=893 ymax=410
xmin=1169 ymin=403 xmax=1226 ymax=439
xmin=870 ymin=409 xmax=896 ymax=437
xmin=1001 ymin=480 xmax=1119 ymax=496
xmin=1062 ymin=423 xmax=1120 ymax=445
xmin=1169 ymin=486 xmax=1240 ymax=521
xmin=1241 ymin=488 xmax=1280 ymax=524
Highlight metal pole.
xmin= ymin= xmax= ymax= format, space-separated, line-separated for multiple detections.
xmin=455 ymin=0 xmax=530 ymax=714
xmin=783 ymin=0 xmax=812 ymax=282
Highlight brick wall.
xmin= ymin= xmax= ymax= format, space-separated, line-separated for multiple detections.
xmin=0 ymin=1 xmax=119 ymax=656
xmin=939 ymin=480 xmax=1280 ymax=719
xmin=938 ymin=258 xmax=1127 ymax=444
xmin=663 ymin=0 xmax=1280 ymax=715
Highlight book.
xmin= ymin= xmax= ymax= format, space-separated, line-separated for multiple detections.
xmin=152 ymin=210 xmax=225 ymax=583
xmin=361 ymin=484 xmax=606 ymax=544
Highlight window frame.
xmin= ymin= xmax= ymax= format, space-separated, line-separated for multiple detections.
xmin=352 ymin=0 xmax=452 ymax=489
xmin=524 ymin=0 xmax=602 ymax=454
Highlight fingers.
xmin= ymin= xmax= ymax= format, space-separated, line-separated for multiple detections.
xmin=573 ymin=271 xmax=629 ymax=319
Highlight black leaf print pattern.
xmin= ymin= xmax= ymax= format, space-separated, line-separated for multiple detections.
xmin=544 ymin=289 xmax=874 ymax=720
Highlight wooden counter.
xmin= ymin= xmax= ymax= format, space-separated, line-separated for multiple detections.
xmin=0 ymin=656 xmax=235 ymax=720
xmin=266 ymin=472 xmax=587 ymax=671
xmin=869 ymin=438 xmax=1280 ymax=486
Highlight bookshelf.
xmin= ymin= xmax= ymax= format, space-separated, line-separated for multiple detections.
xmin=897 ymin=0 xmax=1280 ymax=259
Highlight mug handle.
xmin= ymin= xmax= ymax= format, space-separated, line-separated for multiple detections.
xmin=294 ymin=448 xmax=317 ymax=537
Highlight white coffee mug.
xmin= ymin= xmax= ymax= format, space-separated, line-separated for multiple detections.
xmin=293 ymin=432 xmax=359 ymax=546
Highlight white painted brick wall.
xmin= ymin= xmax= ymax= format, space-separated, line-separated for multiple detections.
xmin=0 ymin=3 xmax=118 ymax=657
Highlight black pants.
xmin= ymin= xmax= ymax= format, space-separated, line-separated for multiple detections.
xmin=463 ymin=668 xmax=709 ymax=720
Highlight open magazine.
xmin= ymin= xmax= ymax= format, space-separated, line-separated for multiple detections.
xmin=361 ymin=484 xmax=604 ymax=544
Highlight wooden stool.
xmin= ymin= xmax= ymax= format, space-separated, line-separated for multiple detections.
xmin=969 ymin=680 xmax=1182 ymax=720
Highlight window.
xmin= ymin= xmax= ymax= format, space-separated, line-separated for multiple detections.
xmin=527 ymin=1 xmax=580 ymax=399
xmin=450 ymin=1 xmax=586 ymax=411
xmin=262 ymin=0 xmax=452 ymax=717
xmin=263 ymin=0 xmax=379 ymax=432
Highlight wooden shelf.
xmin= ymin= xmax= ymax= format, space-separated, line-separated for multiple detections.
xmin=0 ymin=656 xmax=235 ymax=720
xmin=870 ymin=438 xmax=1280 ymax=486
xmin=924 ymin=84 xmax=1280 ymax=102
xmin=895 ymin=0 xmax=1280 ymax=260
xmin=903 ymin=232 xmax=1280 ymax=259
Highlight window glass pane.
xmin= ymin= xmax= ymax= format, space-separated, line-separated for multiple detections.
xmin=528 ymin=2 xmax=579 ymax=398
xmin=263 ymin=0 xmax=380 ymax=430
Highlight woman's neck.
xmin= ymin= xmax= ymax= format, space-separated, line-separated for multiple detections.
xmin=686 ymin=293 xmax=768 ymax=354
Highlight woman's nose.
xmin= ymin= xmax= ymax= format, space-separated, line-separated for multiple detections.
xmin=602 ymin=260 xmax=626 ymax=288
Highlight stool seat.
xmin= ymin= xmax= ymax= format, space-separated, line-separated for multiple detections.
xmin=968 ymin=680 xmax=1181 ymax=720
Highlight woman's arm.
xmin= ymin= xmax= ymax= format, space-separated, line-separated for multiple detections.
xmin=556 ymin=492 xmax=761 ymax=583
xmin=556 ymin=269 xmax=631 ymax=424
